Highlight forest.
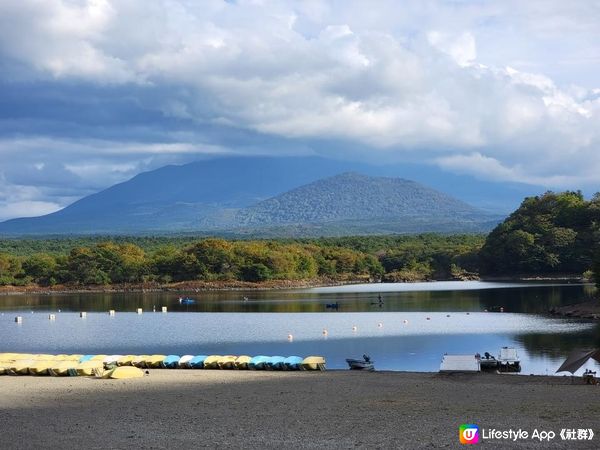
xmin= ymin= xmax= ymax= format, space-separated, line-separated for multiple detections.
xmin=0 ymin=191 xmax=598 ymax=288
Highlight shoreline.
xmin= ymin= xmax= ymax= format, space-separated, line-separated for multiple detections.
xmin=0 ymin=275 xmax=588 ymax=296
xmin=1 ymin=370 xmax=597 ymax=448
xmin=550 ymin=300 xmax=600 ymax=321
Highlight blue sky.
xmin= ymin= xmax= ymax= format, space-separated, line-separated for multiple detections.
xmin=1 ymin=0 xmax=599 ymax=220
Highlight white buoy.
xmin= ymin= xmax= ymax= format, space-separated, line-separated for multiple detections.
xmin=162 ymin=306 xmax=167 ymax=313
xmin=49 ymin=314 xmax=56 ymax=321
xmin=287 ymin=334 xmax=293 ymax=341
xmin=136 ymin=308 xmax=143 ymax=315
xmin=352 ymin=325 xmax=358 ymax=332
xmin=80 ymin=312 xmax=87 ymax=318
xmin=153 ymin=305 xmax=156 ymax=312
xmin=322 ymin=328 xmax=328 ymax=336
xmin=378 ymin=322 xmax=383 ymax=328
xmin=109 ymin=310 xmax=115 ymax=316
xmin=15 ymin=316 xmax=22 ymax=324
xmin=403 ymin=319 xmax=408 ymax=324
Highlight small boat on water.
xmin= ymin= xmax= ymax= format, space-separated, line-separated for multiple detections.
xmin=325 ymin=302 xmax=340 ymax=310
xmin=178 ymin=297 xmax=196 ymax=305
xmin=189 ymin=355 xmax=208 ymax=369
xmin=346 ymin=355 xmax=374 ymax=371
xmin=284 ymin=356 xmax=303 ymax=371
xmin=301 ymin=356 xmax=326 ymax=371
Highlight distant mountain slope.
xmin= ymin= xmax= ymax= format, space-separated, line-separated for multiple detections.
xmin=239 ymin=173 xmax=481 ymax=225
xmin=0 ymin=155 xmax=522 ymax=236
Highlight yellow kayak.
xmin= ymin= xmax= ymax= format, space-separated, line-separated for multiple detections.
xmin=203 ymin=355 xmax=222 ymax=369
xmin=104 ymin=366 xmax=145 ymax=379
xmin=301 ymin=356 xmax=326 ymax=371
xmin=49 ymin=360 xmax=78 ymax=376
xmin=29 ymin=360 xmax=54 ymax=375
xmin=90 ymin=354 xmax=108 ymax=362
xmin=77 ymin=360 xmax=104 ymax=376
xmin=217 ymin=355 xmax=237 ymax=370
xmin=234 ymin=355 xmax=252 ymax=370
xmin=9 ymin=360 xmax=34 ymax=375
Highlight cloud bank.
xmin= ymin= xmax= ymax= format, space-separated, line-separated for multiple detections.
xmin=0 ymin=0 xmax=599 ymax=220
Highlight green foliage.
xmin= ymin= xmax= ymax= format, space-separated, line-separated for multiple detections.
xmin=480 ymin=191 xmax=600 ymax=275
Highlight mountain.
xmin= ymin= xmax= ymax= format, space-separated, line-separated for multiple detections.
xmin=0 ymin=155 xmax=528 ymax=236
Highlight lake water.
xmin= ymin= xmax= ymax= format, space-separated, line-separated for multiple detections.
xmin=1 ymin=281 xmax=599 ymax=375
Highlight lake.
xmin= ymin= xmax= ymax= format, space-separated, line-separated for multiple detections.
xmin=1 ymin=281 xmax=599 ymax=375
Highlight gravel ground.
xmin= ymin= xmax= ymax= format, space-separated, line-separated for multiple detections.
xmin=1 ymin=370 xmax=599 ymax=449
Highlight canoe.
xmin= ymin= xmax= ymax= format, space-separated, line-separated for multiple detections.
xmin=189 ymin=355 xmax=208 ymax=369
xmin=105 ymin=366 xmax=145 ymax=379
xmin=301 ymin=356 xmax=326 ymax=371
xmin=234 ymin=355 xmax=252 ymax=370
xmin=203 ymin=355 xmax=222 ymax=369
xmin=283 ymin=356 xmax=303 ymax=371
xmin=145 ymin=355 xmax=167 ymax=368
xmin=29 ymin=360 xmax=54 ymax=375
xmin=265 ymin=356 xmax=286 ymax=371
xmin=132 ymin=355 xmax=150 ymax=368
xmin=178 ymin=355 xmax=194 ymax=368
xmin=162 ymin=355 xmax=180 ymax=369
xmin=217 ymin=355 xmax=237 ymax=370
xmin=248 ymin=356 xmax=269 ymax=370
xmin=117 ymin=355 xmax=136 ymax=366
xmin=76 ymin=360 xmax=104 ymax=376
xmin=49 ymin=360 xmax=79 ymax=376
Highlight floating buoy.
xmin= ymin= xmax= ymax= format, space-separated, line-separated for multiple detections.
xmin=162 ymin=306 xmax=167 ymax=313
xmin=322 ymin=328 xmax=328 ymax=336
xmin=80 ymin=312 xmax=87 ymax=318
xmin=109 ymin=310 xmax=115 ymax=316
xmin=483 ymin=309 xmax=488 ymax=312
xmin=500 ymin=307 xmax=504 ymax=313
xmin=403 ymin=319 xmax=408 ymax=324
xmin=15 ymin=316 xmax=22 ymax=324
xmin=136 ymin=308 xmax=143 ymax=315
xmin=352 ymin=325 xmax=358 ymax=332
xmin=426 ymin=317 xmax=430 ymax=320
xmin=49 ymin=314 xmax=56 ymax=321
xmin=287 ymin=334 xmax=293 ymax=341
xmin=378 ymin=322 xmax=383 ymax=328
xmin=466 ymin=312 xmax=470 ymax=315
xmin=446 ymin=314 xmax=450 ymax=317
xmin=153 ymin=305 xmax=156 ymax=312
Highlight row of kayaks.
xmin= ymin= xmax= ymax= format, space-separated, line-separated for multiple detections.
xmin=0 ymin=353 xmax=326 ymax=376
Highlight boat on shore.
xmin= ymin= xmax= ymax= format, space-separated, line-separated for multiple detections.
xmin=346 ymin=355 xmax=374 ymax=371
xmin=301 ymin=356 xmax=326 ymax=371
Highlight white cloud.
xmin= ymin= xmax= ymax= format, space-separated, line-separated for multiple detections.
xmin=0 ymin=0 xmax=599 ymax=219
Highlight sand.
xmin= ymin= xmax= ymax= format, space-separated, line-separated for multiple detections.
xmin=1 ymin=371 xmax=599 ymax=449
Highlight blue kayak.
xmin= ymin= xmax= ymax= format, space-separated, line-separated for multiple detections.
xmin=189 ymin=355 xmax=208 ymax=369
xmin=162 ymin=355 xmax=180 ymax=368
xmin=248 ymin=355 xmax=269 ymax=370
xmin=266 ymin=356 xmax=286 ymax=370
xmin=284 ymin=356 xmax=303 ymax=370
xmin=79 ymin=355 xmax=95 ymax=363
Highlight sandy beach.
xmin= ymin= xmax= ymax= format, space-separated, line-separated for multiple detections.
xmin=1 ymin=370 xmax=598 ymax=449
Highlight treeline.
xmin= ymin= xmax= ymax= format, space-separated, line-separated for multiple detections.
xmin=0 ymin=234 xmax=484 ymax=287
xmin=480 ymin=191 xmax=600 ymax=278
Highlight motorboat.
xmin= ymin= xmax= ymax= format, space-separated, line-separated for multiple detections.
xmin=478 ymin=352 xmax=498 ymax=370
xmin=346 ymin=355 xmax=374 ymax=371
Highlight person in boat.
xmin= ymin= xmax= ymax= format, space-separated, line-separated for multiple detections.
xmin=363 ymin=354 xmax=371 ymax=363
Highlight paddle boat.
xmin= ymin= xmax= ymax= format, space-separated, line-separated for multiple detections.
xmin=178 ymin=355 xmax=194 ymax=368
xmin=301 ymin=356 xmax=326 ymax=371
xmin=29 ymin=360 xmax=54 ymax=376
xmin=203 ymin=355 xmax=222 ymax=369
xmin=132 ymin=355 xmax=150 ymax=368
xmin=100 ymin=366 xmax=144 ymax=379
xmin=117 ymin=355 xmax=136 ymax=366
xmin=217 ymin=355 xmax=237 ymax=370
xmin=162 ymin=355 xmax=181 ymax=369
xmin=248 ymin=355 xmax=269 ymax=370
xmin=145 ymin=355 xmax=167 ymax=368
xmin=265 ymin=356 xmax=286 ymax=370
xmin=8 ymin=360 xmax=33 ymax=375
xmin=234 ymin=355 xmax=252 ymax=370
xmin=189 ymin=355 xmax=208 ymax=369
xmin=76 ymin=360 xmax=104 ymax=376
xmin=283 ymin=356 xmax=303 ymax=371
xmin=103 ymin=355 xmax=122 ymax=367
xmin=49 ymin=360 xmax=78 ymax=376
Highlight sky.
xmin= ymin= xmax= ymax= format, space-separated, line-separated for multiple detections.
xmin=0 ymin=0 xmax=599 ymax=221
